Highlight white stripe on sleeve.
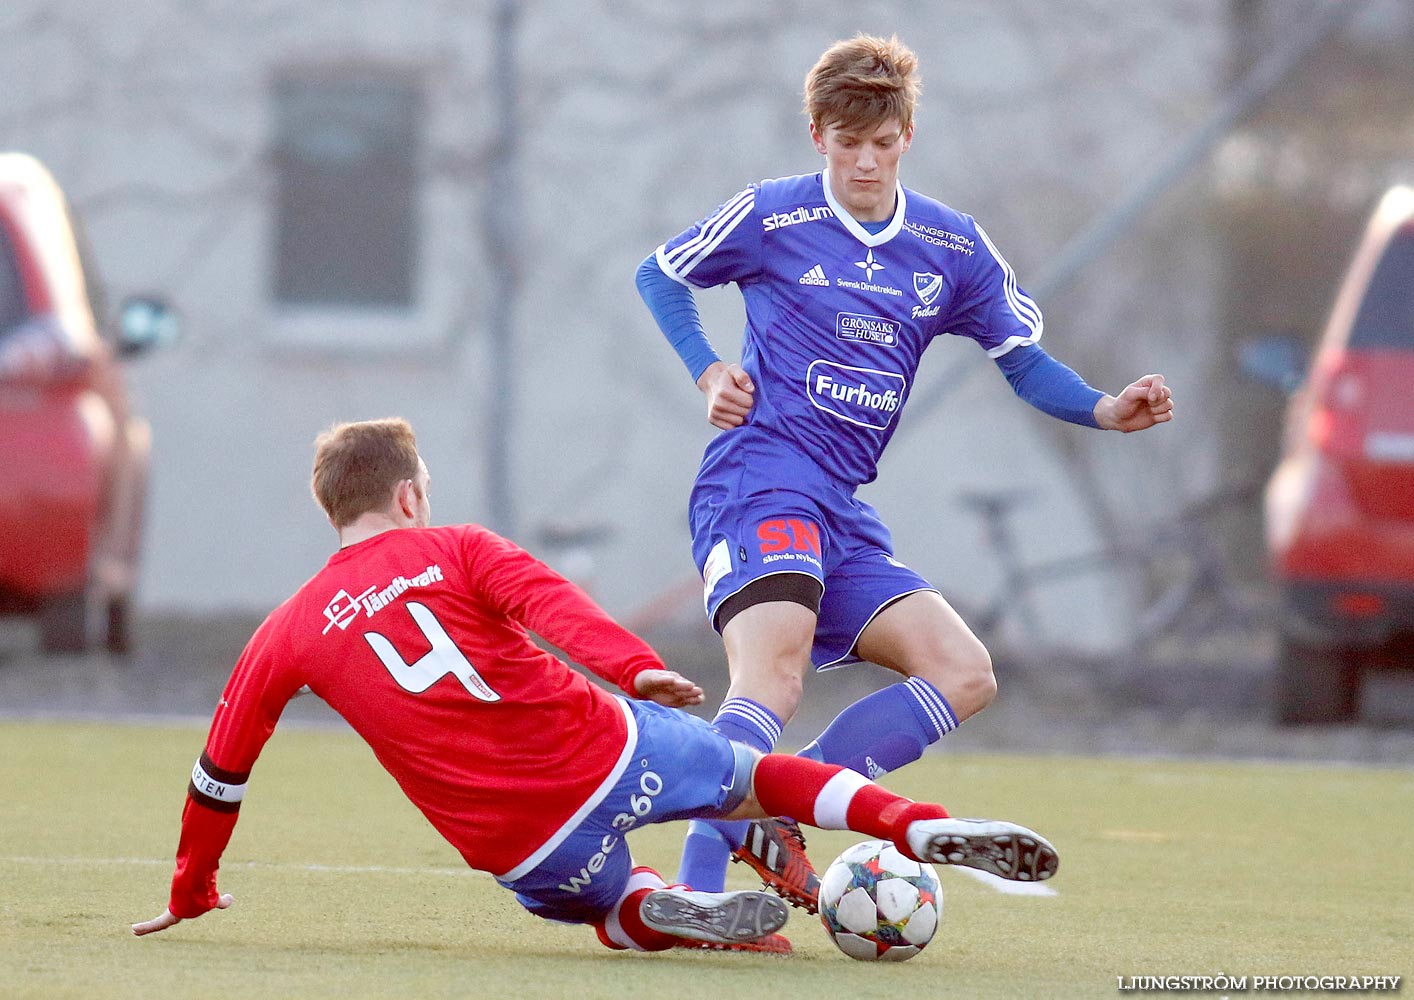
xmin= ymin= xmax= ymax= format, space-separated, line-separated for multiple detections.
xmin=654 ymin=244 xmax=692 ymax=286
xmin=662 ymin=189 xmax=755 ymax=280
xmin=986 ymin=334 xmax=1040 ymax=358
xmin=975 ymin=224 xmax=1043 ymax=341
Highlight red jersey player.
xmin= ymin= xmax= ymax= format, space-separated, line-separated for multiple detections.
xmin=132 ymin=418 xmax=1058 ymax=953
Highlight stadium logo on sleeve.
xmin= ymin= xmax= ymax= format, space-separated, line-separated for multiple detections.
xmin=836 ymin=312 xmax=900 ymax=347
xmin=806 ymin=360 xmax=907 ymax=429
xmin=763 ymin=205 xmax=833 ymax=232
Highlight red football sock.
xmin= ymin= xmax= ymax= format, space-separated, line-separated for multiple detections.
xmin=751 ymin=754 xmax=948 ymax=859
xmin=594 ymin=866 xmax=677 ymax=952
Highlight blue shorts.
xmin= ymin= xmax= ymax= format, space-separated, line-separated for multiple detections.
xmin=497 ymin=699 xmax=752 ymax=924
xmin=691 ymin=464 xmax=935 ymax=670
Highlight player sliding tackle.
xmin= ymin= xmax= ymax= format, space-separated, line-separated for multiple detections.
xmin=132 ymin=419 xmax=1056 ymax=952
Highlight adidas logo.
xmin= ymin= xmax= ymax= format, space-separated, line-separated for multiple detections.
xmin=799 ymin=264 xmax=829 ymax=286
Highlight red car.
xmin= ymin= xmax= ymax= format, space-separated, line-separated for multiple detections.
xmin=0 ymin=153 xmax=174 ymax=653
xmin=1263 ymin=185 xmax=1414 ymax=722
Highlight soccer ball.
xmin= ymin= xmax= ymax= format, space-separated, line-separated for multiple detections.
xmin=818 ymin=839 xmax=943 ymax=962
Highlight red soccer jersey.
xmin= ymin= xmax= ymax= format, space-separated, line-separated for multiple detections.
xmin=168 ymin=524 xmax=664 ymax=918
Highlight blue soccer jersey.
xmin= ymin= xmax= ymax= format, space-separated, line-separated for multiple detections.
xmin=656 ymin=171 xmax=1044 ymax=490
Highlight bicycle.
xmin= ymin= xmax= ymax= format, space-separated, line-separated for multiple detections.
xmin=950 ymin=481 xmax=1272 ymax=655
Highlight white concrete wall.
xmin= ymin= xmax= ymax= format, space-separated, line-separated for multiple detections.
xmin=0 ymin=0 xmax=1260 ymax=650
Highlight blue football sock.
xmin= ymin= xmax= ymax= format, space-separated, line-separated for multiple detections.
xmin=675 ymin=697 xmax=782 ymax=891
xmin=797 ymin=677 xmax=958 ymax=777
xmin=676 ymin=820 xmax=733 ymax=891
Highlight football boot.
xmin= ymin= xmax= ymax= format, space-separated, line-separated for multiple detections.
xmin=904 ymin=817 xmax=1059 ymax=881
xmin=731 ymin=817 xmax=821 ymax=913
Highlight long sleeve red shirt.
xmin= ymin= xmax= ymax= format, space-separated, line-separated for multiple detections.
xmin=168 ymin=524 xmax=664 ymax=918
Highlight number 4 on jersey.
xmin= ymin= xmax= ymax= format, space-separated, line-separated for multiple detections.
xmin=364 ymin=601 xmax=502 ymax=702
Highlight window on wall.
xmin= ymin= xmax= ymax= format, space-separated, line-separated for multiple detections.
xmin=271 ymin=72 xmax=422 ymax=309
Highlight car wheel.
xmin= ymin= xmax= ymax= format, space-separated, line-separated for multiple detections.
xmin=38 ymin=589 xmax=94 ymax=654
xmin=1273 ymin=635 xmax=1359 ymax=724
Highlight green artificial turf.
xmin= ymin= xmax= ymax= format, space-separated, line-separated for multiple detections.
xmin=1 ymin=720 xmax=1408 ymax=999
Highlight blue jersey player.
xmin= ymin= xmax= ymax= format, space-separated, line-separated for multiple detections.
xmin=635 ymin=34 xmax=1173 ymax=953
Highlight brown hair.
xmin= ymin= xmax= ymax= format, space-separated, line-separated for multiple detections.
xmin=804 ymin=34 xmax=920 ymax=134
xmin=311 ymin=418 xmax=420 ymax=528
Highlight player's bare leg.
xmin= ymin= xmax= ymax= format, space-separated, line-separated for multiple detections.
xmin=728 ymin=591 xmax=994 ymax=912
xmin=719 ymin=600 xmax=815 ymax=721
xmin=704 ymin=601 xmax=822 ymax=912
xmin=854 ymin=591 xmax=996 ymax=720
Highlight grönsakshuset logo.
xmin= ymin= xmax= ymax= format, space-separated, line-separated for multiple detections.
xmin=836 ymin=312 xmax=901 ymax=347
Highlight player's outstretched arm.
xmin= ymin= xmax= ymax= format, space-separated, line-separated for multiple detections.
xmin=633 ymin=668 xmax=705 ymax=708
xmin=1093 ymin=374 xmax=1174 ymax=432
xmin=696 ymin=361 xmax=756 ymax=430
xmin=131 ymin=893 xmax=233 ymax=936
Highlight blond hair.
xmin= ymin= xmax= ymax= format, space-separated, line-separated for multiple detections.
xmin=804 ymin=34 xmax=920 ymax=134
xmin=311 ymin=418 xmax=420 ymax=528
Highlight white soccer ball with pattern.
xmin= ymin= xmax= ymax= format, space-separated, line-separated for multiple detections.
xmin=818 ymin=839 xmax=943 ymax=962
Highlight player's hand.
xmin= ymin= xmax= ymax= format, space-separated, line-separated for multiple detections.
xmin=131 ymin=894 xmax=233 ymax=936
xmin=633 ymin=669 xmax=705 ymax=707
xmin=696 ymin=361 xmax=755 ymax=430
xmin=1094 ymin=374 xmax=1174 ymax=432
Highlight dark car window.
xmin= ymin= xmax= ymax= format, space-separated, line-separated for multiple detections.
xmin=0 ymin=222 xmax=27 ymax=337
xmin=1349 ymin=227 xmax=1414 ymax=349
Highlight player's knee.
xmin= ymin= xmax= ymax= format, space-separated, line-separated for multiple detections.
xmin=752 ymin=661 xmax=805 ymax=720
xmin=963 ymin=653 xmax=998 ymax=713
xmin=913 ymin=637 xmax=995 ymax=718
xmin=954 ymin=642 xmax=997 ymax=714
xmin=779 ymin=671 xmax=806 ymax=717
xmin=725 ymin=636 xmax=812 ymax=721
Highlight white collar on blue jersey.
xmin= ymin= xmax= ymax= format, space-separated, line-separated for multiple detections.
xmin=821 ymin=175 xmax=907 ymax=248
